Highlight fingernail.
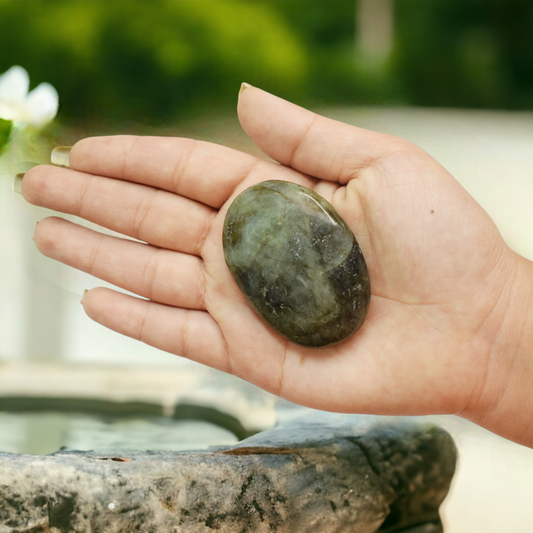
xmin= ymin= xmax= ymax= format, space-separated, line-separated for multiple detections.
xmin=51 ymin=146 xmax=72 ymax=167
xmin=13 ymin=173 xmax=24 ymax=194
xmin=32 ymin=221 xmax=39 ymax=242
xmin=80 ymin=289 xmax=89 ymax=304
xmin=239 ymin=82 xmax=254 ymax=97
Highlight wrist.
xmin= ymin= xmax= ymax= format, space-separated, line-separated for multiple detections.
xmin=463 ymin=250 xmax=533 ymax=445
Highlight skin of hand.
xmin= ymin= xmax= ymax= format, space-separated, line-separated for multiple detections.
xmin=21 ymin=86 xmax=533 ymax=446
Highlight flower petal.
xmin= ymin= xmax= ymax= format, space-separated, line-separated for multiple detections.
xmin=24 ymin=82 xmax=59 ymax=127
xmin=0 ymin=66 xmax=30 ymax=103
xmin=0 ymin=101 xmax=22 ymax=121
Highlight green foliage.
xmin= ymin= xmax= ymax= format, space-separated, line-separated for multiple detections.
xmin=0 ymin=0 xmax=307 ymax=123
xmin=270 ymin=0 xmax=398 ymax=106
xmin=0 ymin=119 xmax=12 ymax=154
xmin=393 ymin=0 xmax=533 ymax=109
xmin=0 ymin=0 xmax=532 ymax=125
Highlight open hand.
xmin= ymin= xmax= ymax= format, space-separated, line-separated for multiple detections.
xmin=22 ymin=86 xmax=532 ymax=443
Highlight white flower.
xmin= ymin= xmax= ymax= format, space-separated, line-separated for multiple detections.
xmin=0 ymin=66 xmax=59 ymax=128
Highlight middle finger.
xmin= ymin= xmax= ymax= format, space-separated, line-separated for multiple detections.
xmin=23 ymin=165 xmax=216 ymax=257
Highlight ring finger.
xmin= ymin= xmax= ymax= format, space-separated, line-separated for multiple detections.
xmin=35 ymin=217 xmax=207 ymax=310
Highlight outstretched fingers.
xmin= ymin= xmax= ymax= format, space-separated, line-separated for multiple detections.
xmin=23 ymin=164 xmax=216 ymax=256
xmin=35 ymin=217 xmax=207 ymax=311
xmin=66 ymin=135 xmax=298 ymax=208
xmin=82 ymin=287 xmax=230 ymax=371
xmin=237 ymin=85 xmax=410 ymax=183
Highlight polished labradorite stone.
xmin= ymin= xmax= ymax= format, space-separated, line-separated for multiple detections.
xmin=223 ymin=180 xmax=370 ymax=348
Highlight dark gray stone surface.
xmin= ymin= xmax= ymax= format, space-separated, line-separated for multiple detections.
xmin=399 ymin=523 xmax=443 ymax=533
xmin=0 ymin=416 xmax=455 ymax=532
xmin=223 ymin=180 xmax=370 ymax=347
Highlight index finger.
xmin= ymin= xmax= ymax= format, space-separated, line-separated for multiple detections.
xmin=65 ymin=136 xmax=277 ymax=208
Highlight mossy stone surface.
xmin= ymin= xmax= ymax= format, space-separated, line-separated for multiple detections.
xmin=223 ymin=180 xmax=370 ymax=347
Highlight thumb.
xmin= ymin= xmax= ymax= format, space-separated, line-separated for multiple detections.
xmin=237 ymin=83 xmax=407 ymax=183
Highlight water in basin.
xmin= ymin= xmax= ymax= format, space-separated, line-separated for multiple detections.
xmin=0 ymin=411 xmax=238 ymax=455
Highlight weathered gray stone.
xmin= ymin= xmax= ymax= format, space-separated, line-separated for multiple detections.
xmin=0 ymin=416 xmax=456 ymax=532
xmin=223 ymin=180 xmax=370 ymax=347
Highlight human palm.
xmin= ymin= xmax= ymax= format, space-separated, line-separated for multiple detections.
xmin=24 ymin=87 xmax=513 ymax=418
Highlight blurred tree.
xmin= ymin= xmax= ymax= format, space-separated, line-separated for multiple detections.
xmin=0 ymin=0 xmax=532 ymax=123
xmin=264 ymin=0 xmax=397 ymax=105
xmin=356 ymin=0 xmax=394 ymax=63
xmin=0 ymin=0 xmax=307 ymax=123
xmin=393 ymin=0 xmax=533 ymax=109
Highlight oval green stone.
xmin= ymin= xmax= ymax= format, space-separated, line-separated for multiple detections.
xmin=223 ymin=180 xmax=371 ymax=348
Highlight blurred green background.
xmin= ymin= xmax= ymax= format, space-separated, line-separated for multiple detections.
xmin=1 ymin=0 xmax=532 ymax=130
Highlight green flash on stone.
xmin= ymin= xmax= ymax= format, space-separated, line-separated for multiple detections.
xmin=223 ymin=180 xmax=371 ymax=348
